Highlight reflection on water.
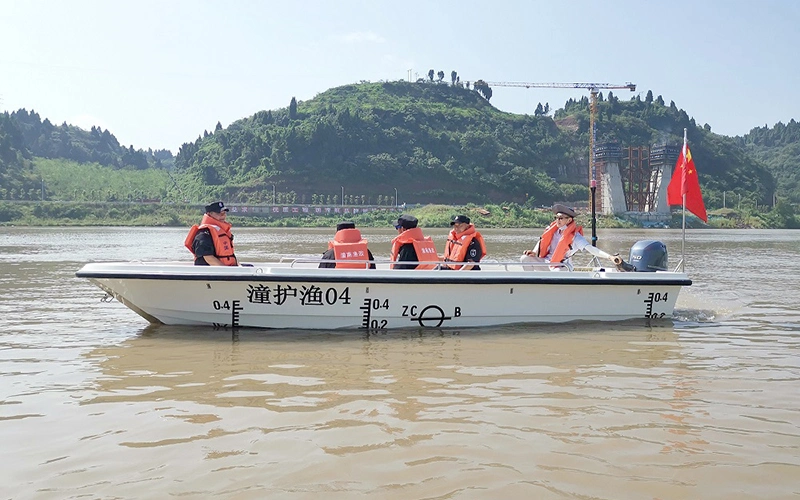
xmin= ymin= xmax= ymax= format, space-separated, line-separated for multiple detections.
xmin=1 ymin=227 xmax=799 ymax=498
xmin=67 ymin=324 xmax=704 ymax=498
xmin=86 ymin=324 xmax=681 ymax=413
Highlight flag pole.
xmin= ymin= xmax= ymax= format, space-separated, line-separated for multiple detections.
xmin=680 ymin=128 xmax=687 ymax=273
xmin=590 ymin=108 xmax=598 ymax=247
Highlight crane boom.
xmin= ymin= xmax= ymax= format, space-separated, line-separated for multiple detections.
xmin=485 ymin=82 xmax=636 ymax=92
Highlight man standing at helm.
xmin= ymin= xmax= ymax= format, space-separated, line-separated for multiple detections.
xmin=521 ymin=204 xmax=619 ymax=271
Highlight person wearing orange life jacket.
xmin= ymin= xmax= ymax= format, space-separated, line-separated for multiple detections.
xmin=184 ymin=201 xmax=239 ymax=266
xmin=521 ymin=204 xmax=618 ymax=271
xmin=319 ymin=221 xmax=376 ymax=269
xmin=390 ymin=214 xmax=439 ymax=270
xmin=442 ymin=215 xmax=486 ymax=270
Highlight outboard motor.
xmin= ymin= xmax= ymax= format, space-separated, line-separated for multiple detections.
xmin=628 ymin=240 xmax=668 ymax=272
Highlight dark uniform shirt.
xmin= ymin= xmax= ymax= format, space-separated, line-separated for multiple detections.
xmin=463 ymin=238 xmax=482 ymax=270
xmin=192 ymin=229 xmax=215 ymax=266
xmin=393 ymin=244 xmax=420 ymax=270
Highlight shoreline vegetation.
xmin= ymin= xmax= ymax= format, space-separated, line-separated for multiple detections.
xmin=5 ymin=82 xmax=799 ymax=233
xmin=0 ymin=201 xmax=795 ymax=229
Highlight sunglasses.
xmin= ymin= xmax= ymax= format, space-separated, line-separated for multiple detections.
xmin=394 ymin=224 xmax=402 ymax=230
xmin=554 ymin=216 xmax=570 ymax=220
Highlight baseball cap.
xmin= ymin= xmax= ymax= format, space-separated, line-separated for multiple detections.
xmin=204 ymin=201 xmax=229 ymax=213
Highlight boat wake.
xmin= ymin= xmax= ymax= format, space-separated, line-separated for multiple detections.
xmin=673 ymin=308 xmax=719 ymax=323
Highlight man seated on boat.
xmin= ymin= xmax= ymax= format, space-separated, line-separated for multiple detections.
xmin=441 ymin=215 xmax=486 ymax=270
xmin=319 ymin=221 xmax=376 ymax=269
xmin=521 ymin=204 xmax=619 ymax=271
xmin=390 ymin=214 xmax=439 ymax=270
xmin=184 ymin=201 xmax=239 ymax=266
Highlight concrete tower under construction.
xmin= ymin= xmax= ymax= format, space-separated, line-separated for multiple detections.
xmin=591 ymin=142 xmax=680 ymax=223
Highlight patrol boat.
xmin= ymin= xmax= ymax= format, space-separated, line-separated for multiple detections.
xmin=76 ymin=240 xmax=690 ymax=330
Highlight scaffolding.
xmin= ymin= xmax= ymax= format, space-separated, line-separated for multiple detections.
xmin=592 ymin=142 xmax=681 ymax=216
xmin=621 ymin=146 xmax=650 ymax=212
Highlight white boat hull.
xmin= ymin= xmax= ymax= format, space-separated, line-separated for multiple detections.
xmin=76 ymin=261 xmax=690 ymax=330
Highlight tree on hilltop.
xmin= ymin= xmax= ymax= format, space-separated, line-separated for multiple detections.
xmin=473 ymin=80 xmax=492 ymax=101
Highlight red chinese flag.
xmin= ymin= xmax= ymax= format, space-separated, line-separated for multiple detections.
xmin=667 ymin=143 xmax=707 ymax=222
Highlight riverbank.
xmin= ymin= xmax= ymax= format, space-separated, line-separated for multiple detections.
xmin=0 ymin=200 xmax=794 ymax=229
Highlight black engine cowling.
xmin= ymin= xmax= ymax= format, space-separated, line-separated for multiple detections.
xmin=628 ymin=240 xmax=668 ymax=272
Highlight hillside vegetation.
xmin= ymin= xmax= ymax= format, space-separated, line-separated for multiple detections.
xmin=1 ymin=80 xmax=798 ymax=215
xmin=174 ymin=82 xmax=579 ymax=206
xmin=0 ymin=110 xmax=174 ymax=201
xmin=172 ymin=81 xmax=776 ymax=208
xmin=737 ymin=119 xmax=800 ymax=203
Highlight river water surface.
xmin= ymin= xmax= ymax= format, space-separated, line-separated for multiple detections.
xmin=1 ymin=227 xmax=798 ymax=499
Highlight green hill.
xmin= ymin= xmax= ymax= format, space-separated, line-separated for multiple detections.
xmin=0 ymin=80 xmax=794 ymax=209
xmin=1 ymin=110 xmax=176 ymax=202
xmin=172 ymin=81 xmax=776 ymax=207
xmin=738 ymin=119 xmax=800 ymax=204
xmin=174 ymin=81 xmax=579 ymax=206
xmin=9 ymin=109 xmax=174 ymax=170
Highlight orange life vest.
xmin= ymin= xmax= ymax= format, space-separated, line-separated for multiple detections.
xmin=327 ymin=228 xmax=371 ymax=269
xmin=390 ymin=227 xmax=439 ymax=270
xmin=443 ymin=224 xmax=487 ymax=270
xmin=537 ymin=221 xmax=583 ymax=263
xmin=184 ymin=214 xmax=237 ymax=266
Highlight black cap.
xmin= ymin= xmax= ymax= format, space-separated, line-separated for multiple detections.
xmin=336 ymin=221 xmax=356 ymax=232
xmin=552 ymin=204 xmax=576 ymax=218
xmin=204 ymin=201 xmax=229 ymax=213
xmin=450 ymin=215 xmax=471 ymax=225
xmin=395 ymin=214 xmax=418 ymax=229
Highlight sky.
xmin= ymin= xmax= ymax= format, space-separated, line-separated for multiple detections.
xmin=2 ymin=0 xmax=799 ymax=153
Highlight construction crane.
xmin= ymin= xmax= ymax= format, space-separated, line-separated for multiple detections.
xmin=484 ymin=81 xmax=637 ymax=245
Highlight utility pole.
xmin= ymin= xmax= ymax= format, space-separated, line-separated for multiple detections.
xmin=341 ymin=186 xmax=344 ymax=206
xmin=394 ymin=187 xmax=398 ymax=208
xmin=589 ymin=90 xmax=598 ymax=246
